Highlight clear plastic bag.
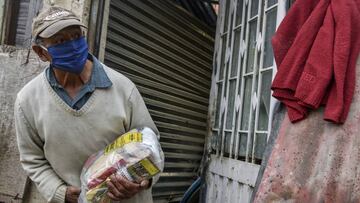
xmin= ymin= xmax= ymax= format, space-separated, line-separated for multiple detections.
xmin=78 ymin=127 xmax=162 ymax=203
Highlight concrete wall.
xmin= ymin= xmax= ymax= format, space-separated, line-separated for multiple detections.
xmin=0 ymin=1 xmax=92 ymax=202
xmin=0 ymin=46 xmax=47 ymax=202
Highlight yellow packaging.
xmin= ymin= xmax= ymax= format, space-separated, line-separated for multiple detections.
xmin=104 ymin=132 xmax=142 ymax=155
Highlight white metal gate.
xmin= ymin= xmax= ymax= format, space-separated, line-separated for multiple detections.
xmin=204 ymin=0 xmax=286 ymax=202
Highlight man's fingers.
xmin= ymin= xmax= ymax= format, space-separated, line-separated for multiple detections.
xmin=69 ymin=197 xmax=78 ymax=203
xmin=107 ymin=191 xmax=121 ymax=201
xmin=72 ymin=187 xmax=81 ymax=195
xmin=111 ymin=174 xmax=140 ymax=196
xmin=109 ymin=175 xmax=127 ymax=195
xmin=140 ymin=180 xmax=149 ymax=189
xmin=115 ymin=175 xmax=135 ymax=189
xmin=106 ymin=180 xmax=126 ymax=200
xmin=65 ymin=186 xmax=81 ymax=203
xmin=67 ymin=186 xmax=81 ymax=194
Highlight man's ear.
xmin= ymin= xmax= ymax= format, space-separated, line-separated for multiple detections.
xmin=32 ymin=45 xmax=51 ymax=62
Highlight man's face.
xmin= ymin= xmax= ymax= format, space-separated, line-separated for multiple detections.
xmin=33 ymin=25 xmax=83 ymax=62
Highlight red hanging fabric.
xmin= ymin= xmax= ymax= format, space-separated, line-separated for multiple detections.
xmin=271 ymin=0 xmax=360 ymax=124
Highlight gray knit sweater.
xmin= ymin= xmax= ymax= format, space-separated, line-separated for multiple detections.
xmin=14 ymin=65 xmax=164 ymax=203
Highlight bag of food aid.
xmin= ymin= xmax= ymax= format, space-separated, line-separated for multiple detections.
xmin=78 ymin=127 xmax=162 ymax=203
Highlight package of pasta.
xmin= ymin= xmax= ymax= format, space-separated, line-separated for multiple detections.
xmin=78 ymin=127 xmax=162 ymax=203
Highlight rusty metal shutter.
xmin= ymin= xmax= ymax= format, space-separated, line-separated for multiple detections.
xmin=104 ymin=0 xmax=214 ymax=202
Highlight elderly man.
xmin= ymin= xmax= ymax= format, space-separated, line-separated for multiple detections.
xmin=14 ymin=6 xmax=164 ymax=203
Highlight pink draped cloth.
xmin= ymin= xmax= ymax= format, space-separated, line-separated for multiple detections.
xmin=254 ymin=57 xmax=360 ymax=203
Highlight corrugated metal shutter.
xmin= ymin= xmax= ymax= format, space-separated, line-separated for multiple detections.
xmin=15 ymin=0 xmax=30 ymax=46
xmin=174 ymin=0 xmax=217 ymax=27
xmin=15 ymin=0 xmax=42 ymax=47
xmin=104 ymin=0 xmax=214 ymax=202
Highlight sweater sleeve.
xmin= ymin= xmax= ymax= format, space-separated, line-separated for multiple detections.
xmin=294 ymin=5 xmax=334 ymax=109
xmin=126 ymin=86 xmax=165 ymax=186
xmin=14 ymin=99 xmax=67 ymax=203
xmin=324 ymin=0 xmax=360 ymax=123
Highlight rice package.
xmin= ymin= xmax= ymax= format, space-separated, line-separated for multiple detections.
xmin=78 ymin=127 xmax=162 ymax=203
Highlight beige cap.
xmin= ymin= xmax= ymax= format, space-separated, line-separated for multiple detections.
xmin=32 ymin=6 xmax=87 ymax=40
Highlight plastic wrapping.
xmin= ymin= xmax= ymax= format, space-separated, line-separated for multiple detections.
xmin=78 ymin=127 xmax=162 ymax=203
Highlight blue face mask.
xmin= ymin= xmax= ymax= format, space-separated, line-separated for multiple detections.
xmin=46 ymin=36 xmax=88 ymax=74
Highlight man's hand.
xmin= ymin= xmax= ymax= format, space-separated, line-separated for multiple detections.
xmin=65 ymin=186 xmax=81 ymax=203
xmin=106 ymin=174 xmax=150 ymax=201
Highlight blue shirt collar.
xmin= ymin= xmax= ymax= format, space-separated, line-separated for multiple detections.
xmin=46 ymin=54 xmax=112 ymax=89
